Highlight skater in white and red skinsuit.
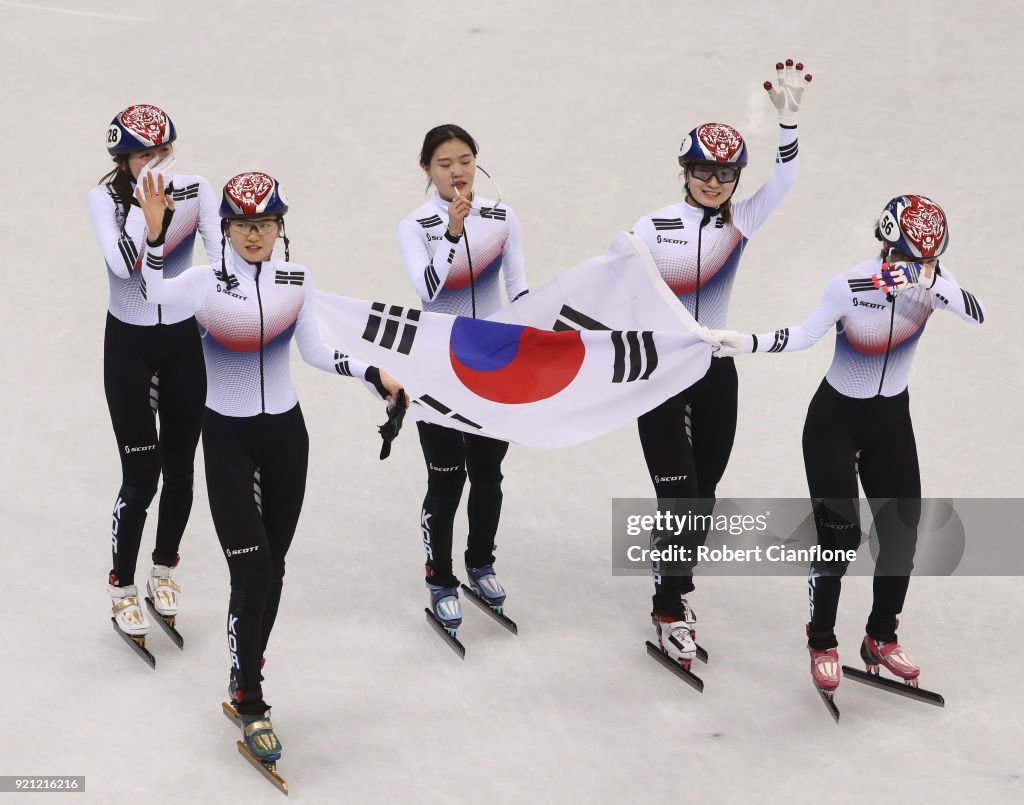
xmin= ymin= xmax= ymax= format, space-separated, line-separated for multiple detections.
xmin=397 ymin=123 xmax=528 ymax=634
xmin=87 ymin=104 xmax=220 ymax=643
xmin=712 ymin=195 xmax=985 ymax=693
xmin=631 ymin=62 xmax=811 ymax=667
xmin=135 ymin=170 xmax=404 ymax=764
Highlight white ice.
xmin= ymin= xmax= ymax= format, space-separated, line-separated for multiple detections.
xmin=0 ymin=1 xmax=1022 ymax=803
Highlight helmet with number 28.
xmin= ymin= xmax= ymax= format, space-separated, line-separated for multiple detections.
xmin=106 ymin=104 xmax=176 ymax=156
xmin=878 ymin=195 xmax=949 ymax=260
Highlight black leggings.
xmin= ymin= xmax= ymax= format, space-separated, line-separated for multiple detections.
xmin=803 ymin=380 xmax=921 ymax=650
xmin=203 ymin=405 xmax=309 ymax=714
xmin=638 ymin=357 xmax=738 ymax=618
xmin=103 ymin=314 xmax=205 ymax=586
xmin=416 ymin=421 xmax=509 ymax=588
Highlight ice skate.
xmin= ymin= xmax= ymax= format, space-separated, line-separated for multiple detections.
xmin=232 ymin=710 xmax=288 ymax=794
xmin=806 ymin=624 xmax=841 ymax=721
xmin=860 ymin=634 xmax=920 ymax=685
xmin=239 ymin=711 xmax=282 ymax=762
xmin=146 ymin=563 xmax=181 ymax=618
xmin=465 ymin=565 xmax=505 ymax=610
xmin=645 ymin=602 xmax=704 ymax=692
xmin=109 ymin=583 xmax=155 ymax=668
xmin=653 ymin=610 xmax=697 ymax=669
xmin=461 ymin=565 xmax=519 ymax=634
xmin=841 ymin=622 xmax=945 ymax=707
xmin=425 ymin=583 xmax=465 ymax=658
xmin=428 ymin=583 xmax=463 ymax=632
xmin=145 ymin=564 xmax=184 ymax=649
xmin=807 ymin=624 xmax=841 ymax=695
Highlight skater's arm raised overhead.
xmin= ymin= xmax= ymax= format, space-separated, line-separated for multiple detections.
xmin=729 ymin=61 xmax=812 ymax=237
xmin=729 ymin=124 xmax=800 ymax=238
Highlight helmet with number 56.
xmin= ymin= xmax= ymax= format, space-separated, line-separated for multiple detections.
xmin=877 ymin=195 xmax=948 ymax=259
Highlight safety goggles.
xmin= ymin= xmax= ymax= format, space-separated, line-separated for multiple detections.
xmin=687 ymin=164 xmax=741 ymax=184
xmin=228 ymin=220 xmax=279 ymax=235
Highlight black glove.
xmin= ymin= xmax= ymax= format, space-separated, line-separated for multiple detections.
xmin=378 ymin=389 xmax=408 ymax=460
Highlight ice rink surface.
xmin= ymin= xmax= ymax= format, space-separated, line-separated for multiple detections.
xmin=1 ymin=1 xmax=1022 ymax=802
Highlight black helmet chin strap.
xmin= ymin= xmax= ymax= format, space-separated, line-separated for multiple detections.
xmin=278 ymin=216 xmax=290 ymax=261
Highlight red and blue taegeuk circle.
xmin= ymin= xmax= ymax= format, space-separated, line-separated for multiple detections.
xmin=449 ymin=318 xmax=585 ymax=404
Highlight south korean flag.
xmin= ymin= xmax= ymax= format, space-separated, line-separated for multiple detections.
xmin=313 ymin=234 xmax=715 ymax=448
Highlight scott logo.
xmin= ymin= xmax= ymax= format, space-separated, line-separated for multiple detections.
xmin=124 ymin=444 xmax=157 ymax=454
xmin=225 ymin=546 xmax=259 ymax=558
xmin=656 ymin=235 xmax=688 ymax=245
xmin=216 ymin=284 xmax=247 ymax=300
xmin=653 ymin=474 xmax=687 ymax=483
xmin=852 ymin=298 xmax=886 ymax=310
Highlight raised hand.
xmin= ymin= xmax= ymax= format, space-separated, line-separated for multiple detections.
xmin=448 ymin=171 xmax=472 ymax=236
xmin=134 ymin=171 xmax=174 ymax=242
xmin=764 ymin=59 xmax=812 ymax=125
xmin=872 ymin=260 xmax=936 ymax=293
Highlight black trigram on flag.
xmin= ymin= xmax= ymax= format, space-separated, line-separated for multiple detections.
xmin=611 ymin=331 xmax=658 ymax=383
xmin=479 ymin=207 xmax=506 ymax=220
xmin=551 ymin=304 xmax=611 ymax=332
xmin=275 ymin=270 xmax=304 ymax=286
xmin=848 ymin=278 xmax=876 ymax=294
xmin=362 ymin=302 xmax=420 ymax=355
xmin=414 ymin=395 xmax=482 ymax=429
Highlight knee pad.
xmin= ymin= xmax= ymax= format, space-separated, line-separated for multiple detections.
xmin=467 ymin=455 xmax=504 ymax=488
xmin=117 ymin=482 xmax=159 ymax=511
xmin=228 ymin=586 xmax=272 ymax=616
xmin=160 ymin=469 xmax=195 ymax=493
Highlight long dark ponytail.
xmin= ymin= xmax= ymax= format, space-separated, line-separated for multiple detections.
xmin=98 ymin=157 xmax=134 ymax=220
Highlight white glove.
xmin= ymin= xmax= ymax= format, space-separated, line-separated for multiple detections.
xmin=764 ymin=59 xmax=812 ymax=126
xmin=136 ymin=154 xmax=176 ymax=193
xmin=708 ymin=329 xmax=744 ymax=358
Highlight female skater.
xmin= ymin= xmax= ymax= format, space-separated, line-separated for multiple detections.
xmin=712 ymin=194 xmax=985 ymax=695
xmin=87 ymin=104 xmax=220 ymax=651
xmin=397 ymin=124 xmax=528 ymax=637
xmin=631 ymin=62 xmax=811 ymax=667
xmin=137 ymin=170 xmax=403 ymax=764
